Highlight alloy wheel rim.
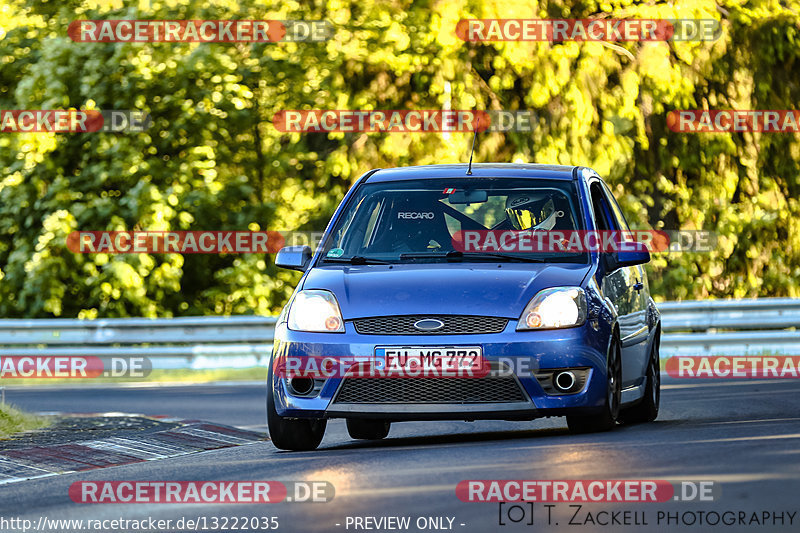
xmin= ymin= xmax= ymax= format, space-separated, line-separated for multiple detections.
xmin=651 ymin=346 xmax=660 ymax=407
xmin=608 ymin=341 xmax=621 ymax=418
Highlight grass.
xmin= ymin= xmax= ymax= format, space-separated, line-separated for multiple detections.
xmin=1 ymin=366 xmax=268 ymax=386
xmin=0 ymin=403 xmax=49 ymax=438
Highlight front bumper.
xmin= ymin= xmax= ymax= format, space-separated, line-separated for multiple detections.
xmin=270 ymin=319 xmax=612 ymax=420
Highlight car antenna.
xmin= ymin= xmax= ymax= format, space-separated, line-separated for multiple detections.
xmin=466 ymin=128 xmax=478 ymax=175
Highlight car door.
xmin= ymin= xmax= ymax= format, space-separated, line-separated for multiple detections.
xmin=589 ymin=180 xmax=649 ymax=388
xmin=600 ymin=182 xmax=650 ymax=384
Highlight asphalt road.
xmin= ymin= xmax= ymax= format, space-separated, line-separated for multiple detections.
xmin=3 ymin=377 xmax=800 ymax=533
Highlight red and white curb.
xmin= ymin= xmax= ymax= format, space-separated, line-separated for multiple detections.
xmin=0 ymin=415 xmax=267 ymax=485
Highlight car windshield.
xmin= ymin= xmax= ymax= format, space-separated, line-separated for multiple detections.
xmin=319 ymin=177 xmax=588 ymax=264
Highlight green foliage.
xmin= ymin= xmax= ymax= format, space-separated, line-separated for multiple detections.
xmin=0 ymin=402 xmax=48 ymax=437
xmin=1 ymin=0 xmax=799 ymax=317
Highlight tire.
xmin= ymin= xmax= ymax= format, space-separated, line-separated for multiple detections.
xmin=567 ymin=332 xmax=621 ymax=434
xmin=346 ymin=419 xmax=391 ymax=440
xmin=620 ymin=329 xmax=660 ymax=424
xmin=266 ymin=366 xmax=326 ymax=451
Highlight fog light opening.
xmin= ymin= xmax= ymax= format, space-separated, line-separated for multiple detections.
xmin=553 ymin=370 xmax=577 ymax=393
xmin=289 ymin=377 xmax=315 ymax=395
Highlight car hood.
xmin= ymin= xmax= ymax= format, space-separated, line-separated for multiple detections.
xmin=302 ymin=262 xmax=592 ymax=319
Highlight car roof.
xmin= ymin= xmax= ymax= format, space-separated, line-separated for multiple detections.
xmin=365 ymin=163 xmax=582 ymax=183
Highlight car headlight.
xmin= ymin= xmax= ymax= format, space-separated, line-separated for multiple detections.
xmin=287 ymin=290 xmax=345 ymax=333
xmin=517 ymin=287 xmax=587 ymax=330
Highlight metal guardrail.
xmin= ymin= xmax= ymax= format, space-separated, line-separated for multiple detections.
xmin=0 ymin=316 xmax=277 ymax=368
xmin=0 ymin=298 xmax=797 ymax=366
xmin=660 ymin=298 xmax=800 ymax=356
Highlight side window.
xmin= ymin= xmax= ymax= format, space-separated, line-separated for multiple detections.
xmin=361 ymin=201 xmax=384 ymax=248
xmin=331 ymin=195 xmax=383 ymax=254
xmin=601 ymin=182 xmax=631 ymax=233
xmin=589 ymin=182 xmax=617 ymax=231
xmin=443 ymin=211 xmax=461 ymax=235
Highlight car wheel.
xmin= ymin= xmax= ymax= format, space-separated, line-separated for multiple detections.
xmin=620 ymin=330 xmax=660 ymax=424
xmin=346 ymin=419 xmax=391 ymax=440
xmin=567 ymin=332 xmax=621 ymax=434
xmin=266 ymin=366 xmax=326 ymax=451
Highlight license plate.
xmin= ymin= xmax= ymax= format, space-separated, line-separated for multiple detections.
xmin=376 ymin=346 xmax=483 ymax=375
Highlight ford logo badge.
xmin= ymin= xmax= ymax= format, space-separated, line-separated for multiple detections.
xmin=414 ymin=318 xmax=445 ymax=331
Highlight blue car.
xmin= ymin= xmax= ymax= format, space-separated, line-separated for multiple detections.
xmin=268 ymin=163 xmax=661 ymax=450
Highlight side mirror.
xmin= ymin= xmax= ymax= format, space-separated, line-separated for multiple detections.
xmin=275 ymin=245 xmax=313 ymax=272
xmin=603 ymin=241 xmax=650 ymax=271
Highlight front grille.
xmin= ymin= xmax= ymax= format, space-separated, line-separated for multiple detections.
xmin=353 ymin=315 xmax=508 ymax=335
xmin=333 ymin=376 xmax=527 ymax=404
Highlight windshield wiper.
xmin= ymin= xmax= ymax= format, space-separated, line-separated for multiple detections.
xmin=461 ymin=252 xmax=546 ymax=263
xmin=322 ymin=256 xmax=392 ymax=265
xmin=400 ymin=250 xmax=464 ymax=261
xmin=400 ymin=250 xmax=545 ymax=263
